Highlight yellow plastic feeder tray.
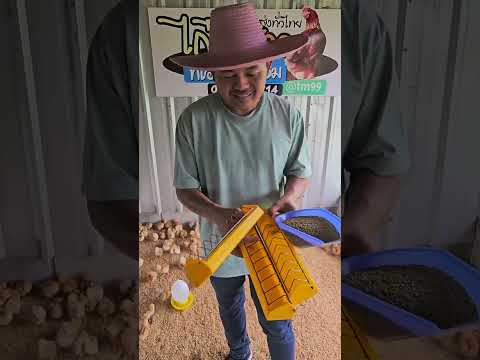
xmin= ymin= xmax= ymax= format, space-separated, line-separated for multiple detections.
xmin=185 ymin=205 xmax=319 ymax=321
xmin=342 ymin=306 xmax=378 ymax=360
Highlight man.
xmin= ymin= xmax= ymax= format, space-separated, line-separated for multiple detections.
xmin=341 ymin=0 xmax=410 ymax=257
xmin=82 ymin=2 xmax=139 ymax=358
xmin=82 ymin=0 xmax=139 ymax=260
xmin=171 ymin=3 xmax=311 ymax=360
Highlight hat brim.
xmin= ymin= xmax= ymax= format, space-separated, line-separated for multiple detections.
xmin=163 ymin=50 xmax=207 ymax=75
xmin=170 ymin=33 xmax=308 ymax=71
xmin=320 ymin=56 xmax=339 ymax=76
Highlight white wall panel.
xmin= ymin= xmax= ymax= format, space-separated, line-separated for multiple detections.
xmin=433 ymin=0 xmax=480 ymax=248
xmin=374 ymin=0 xmax=480 ymax=251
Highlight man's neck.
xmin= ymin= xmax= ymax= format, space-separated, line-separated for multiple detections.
xmin=220 ymin=94 xmax=264 ymax=117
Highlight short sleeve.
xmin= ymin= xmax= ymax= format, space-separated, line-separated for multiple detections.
xmin=283 ymin=109 xmax=312 ymax=178
xmin=343 ymin=11 xmax=410 ymax=176
xmin=174 ymin=111 xmax=201 ymax=189
xmin=82 ymin=17 xmax=138 ymax=201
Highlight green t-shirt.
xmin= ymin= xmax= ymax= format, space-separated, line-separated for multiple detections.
xmin=342 ymin=0 xmax=410 ymax=187
xmin=82 ymin=0 xmax=139 ymax=201
xmin=174 ymin=92 xmax=311 ymax=277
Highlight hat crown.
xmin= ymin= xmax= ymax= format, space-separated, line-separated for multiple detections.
xmin=209 ymin=3 xmax=267 ymax=56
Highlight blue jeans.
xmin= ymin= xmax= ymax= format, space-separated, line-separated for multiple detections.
xmin=210 ymin=276 xmax=295 ymax=360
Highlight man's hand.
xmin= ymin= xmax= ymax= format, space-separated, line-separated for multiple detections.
xmin=268 ymin=195 xmax=298 ymax=218
xmin=211 ymin=207 xmax=244 ymax=236
xmin=341 ymin=234 xmax=374 ymax=259
xmin=176 ymin=189 xmax=244 ymax=236
xmin=231 ymin=236 xmax=258 ymax=258
xmin=267 ymin=176 xmax=309 ymax=217
xmin=342 ymin=169 xmax=402 ymax=258
xmin=210 ymin=207 xmax=256 ymax=258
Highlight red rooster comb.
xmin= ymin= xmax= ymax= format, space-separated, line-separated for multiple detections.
xmin=301 ymin=5 xmax=320 ymax=32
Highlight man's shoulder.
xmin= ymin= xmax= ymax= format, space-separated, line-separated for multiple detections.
xmin=93 ymin=2 xmax=124 ymax=36
xmin=89 ymin=0 xmax=137 ymax=56
xmin=177 ymin=95 xmax=219 ymax=129
xmin=181 ymin=95 xmax=217 ymax=116
xmin=264 ymin=93 xmax=300 ymax=122
xmin=264 ymin=93 xmax=294 ymax=111
xmin=342 ymin=0 xmax=378 ymax=23
xmin=342 ymin=0 xmax=386 ymax=47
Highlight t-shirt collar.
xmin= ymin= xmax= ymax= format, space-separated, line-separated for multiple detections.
xmin=215 ymin=92 xmax=266 ymax=121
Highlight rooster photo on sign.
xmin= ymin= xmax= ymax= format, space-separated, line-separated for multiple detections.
xmin=148 ymin=5 xmax=340 ymax=97
xmin=284 ymin=6 xmax=338 ymax=80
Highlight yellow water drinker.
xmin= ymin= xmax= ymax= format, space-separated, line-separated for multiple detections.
xmin=170 ymin=279 xmax=194 ymax=311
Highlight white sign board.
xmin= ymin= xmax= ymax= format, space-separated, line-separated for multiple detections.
xmin=148 ymin=7 xmax=341 ymax=97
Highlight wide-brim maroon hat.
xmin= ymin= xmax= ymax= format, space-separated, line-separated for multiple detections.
xmin=170 ymin=2 xmax=309 ymax=71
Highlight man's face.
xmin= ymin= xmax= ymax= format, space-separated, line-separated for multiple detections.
xmin=214 ymin=63 xmax=269 ymax=116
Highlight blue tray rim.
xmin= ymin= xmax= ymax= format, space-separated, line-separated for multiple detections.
xmin=341 ymin=284 xmax=438 ymax=336
xmin=342 ymin=247 xmax=480 ymax=336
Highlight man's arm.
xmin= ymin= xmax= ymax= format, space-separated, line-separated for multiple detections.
xmin=269 ymin=175 xmax=310 ymax=217
xmin=176 ymin=188 xmax=221 ymax=219
xmin=82 ymin=2 xmax=139 ymax=260
xmin=342 ymin=169 xmax=402 ymax=257
xmin=176 ymin=188 xmax=244 ymax=235
xmin=341 ymin=3 xmax=409 ymax=257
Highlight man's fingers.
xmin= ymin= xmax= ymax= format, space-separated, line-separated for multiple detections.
xmin=222 ymin=209 xmax=244 ymax=233
xmin=233 ymin=208 xmax=244 ymax=216
xmin=341 ymin=236 xmax=373 ymax=259
xmin=268 ymin=204 xmax=280 ymax=217
xmin=243 ymin=236 xmax=257 ymax=245
xmin=270 ymin=209 xmax=281 ymax=218
xmin=231 ymin=237 xmax=258 ymax=258
xmin=231 ymin=247 xmax=243 ymax=258
xmin=230 ymin=208 xmax=244 ymax=223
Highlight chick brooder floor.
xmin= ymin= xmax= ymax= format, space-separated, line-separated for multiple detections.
xmin=139 ymin=236 xmax=341 ymax=360
xmin=0 ymin=221 xmax=341 ymax=360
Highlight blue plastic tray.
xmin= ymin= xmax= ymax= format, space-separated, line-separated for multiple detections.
xmin=342 ymin=248 xmax=480 ymax=337
xmin=275 ymin=208 xmax=341 ymax=247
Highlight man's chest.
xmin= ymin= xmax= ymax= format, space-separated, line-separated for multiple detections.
xmin=192 ymin=117 xmax=292 ymax=175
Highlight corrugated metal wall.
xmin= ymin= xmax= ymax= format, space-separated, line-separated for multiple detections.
xmin=372 ymin=0 xmax=480 ymax=251
xmin=138 ymin=0 xmax=342 ymax=222
xmin=0 ymin=0 xmax=131 ymax=281
xmin=140 ymin=0 xmax=480 ymax=254
xmin=1 ymin=0 xmax=478 ymax=280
